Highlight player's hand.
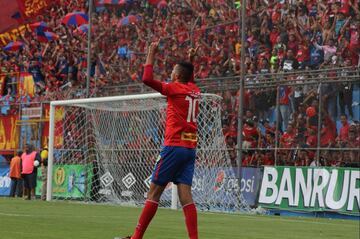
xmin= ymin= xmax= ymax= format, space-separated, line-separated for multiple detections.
xmin=146 ymin=40 xmax=160 ymax=65
xmin=188 ymin=45 xmax=199 ymax=59
xmin=188 ymin=45 xmax=199 ymax=63
xmin=148 ymin=40 xmax=160 ymax=56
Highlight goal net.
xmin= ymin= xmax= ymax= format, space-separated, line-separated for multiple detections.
xmin=46 ymin=93 xmax=252 ymax=213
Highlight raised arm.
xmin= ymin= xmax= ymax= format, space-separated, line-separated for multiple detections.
xmin=188 ymin=45 xmax=199 ymax=63
xmin=187 ymin=46 xmax=199 ymax=82
xmin=142 ymin=41 xmax=163 ymax=93
xmin=349 ymin=1 xmax=360 ymax=16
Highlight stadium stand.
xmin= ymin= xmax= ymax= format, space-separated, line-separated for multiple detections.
xmin=0 ymin=0 xmax=359 ymax=167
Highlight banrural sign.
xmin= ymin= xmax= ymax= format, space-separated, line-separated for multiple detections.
xmin=258 ymin=166 xmax=359 ymax=215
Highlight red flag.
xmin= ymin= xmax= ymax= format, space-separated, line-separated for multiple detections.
xmin=16 ymin=0 xmax=55 ymax=19
xmin=0 ymin=0 xmax=22 ymax=33
xmin=0 ymin=75 xmax=5 ymax=95
xmin=0 ymin=115 xmax=18 ymax=154
xmin=148 ymin=0 xmax=161 ymax=5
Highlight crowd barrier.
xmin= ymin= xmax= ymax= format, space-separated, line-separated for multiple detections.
xmin=2 ymin=162 xmax=358 ymax=219
xmin=0 ymin=155 xmax=10 ymax=196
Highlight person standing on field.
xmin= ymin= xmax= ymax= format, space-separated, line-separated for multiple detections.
xmin=119 ymin=42 xmax=200 ymax=239
xmin=9 ymin=151 xmax=23 ymax=197
xmin=21 ymin=144 xmax=41 ymax=200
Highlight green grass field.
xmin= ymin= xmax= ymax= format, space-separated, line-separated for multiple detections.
xmin=0 ymin=198 xmax=358 ymax=239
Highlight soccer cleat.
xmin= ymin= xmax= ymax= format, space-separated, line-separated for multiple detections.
xmin=114 ymin=236 xmax=131 ymax=239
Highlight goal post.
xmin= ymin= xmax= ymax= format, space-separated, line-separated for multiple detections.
xmin=46 ymin=104 xmax=55 ymax=201
xmin=46 ymin=93 xmax=163 ymax=201
xmin=46 ymin=92 xmax=252 ymax=213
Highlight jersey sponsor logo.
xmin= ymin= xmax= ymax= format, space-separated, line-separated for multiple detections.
xmin=181 ymin=132 xmax=197 ymax=142
xmin=189 ymin=91 xmax=201 ymax=99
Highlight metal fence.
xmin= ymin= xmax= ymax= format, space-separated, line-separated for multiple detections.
xmin=1 ymin=66 xmax=359 ymax=167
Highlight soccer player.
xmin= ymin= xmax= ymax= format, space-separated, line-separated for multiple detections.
xmin=120 ymin=42 xmax=200 ymax=239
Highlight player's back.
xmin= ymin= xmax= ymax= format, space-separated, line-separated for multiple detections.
xmin=162 ymin=82 xmax=201 ymax=149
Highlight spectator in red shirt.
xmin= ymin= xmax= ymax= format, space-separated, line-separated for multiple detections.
xmin=328 ymin=149 xmax=343 ymax=167
xmin=306 ymin=126 xmax=318 ymax=148
xmin=297 ymin=43 xmax=310 ymax=68
xmin=280 ymin=124 xmax=296 ymax=149
xmin=338 ymin=114 xmax=350 ymax=142
xmin=262 ymin=150 xmax=275 ymax=166
xmin=320 ymin=112 xmax=337 ymax=147
xmin=242 ymin=151 xmax=255 ymax=167
xmin=346 ymin=125 xmax=360 ymax=167
xmin=347 ymin=124 xmax=360 ymax=148
xmin=278 ymin=86 xmax=292 ymax=131
xmin=243 ymin=119 xmax=260 ymax=148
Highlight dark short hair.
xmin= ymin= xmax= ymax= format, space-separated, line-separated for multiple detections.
xmin=177 ymin=62 xmax=194 ymax=83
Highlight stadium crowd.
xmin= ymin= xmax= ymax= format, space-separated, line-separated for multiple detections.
xmin=0 ymin=0 xmax=359 ymax=167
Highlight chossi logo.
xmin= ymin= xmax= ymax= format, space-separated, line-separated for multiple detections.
xmin=214 ymin=170 xmax=226 ymax=192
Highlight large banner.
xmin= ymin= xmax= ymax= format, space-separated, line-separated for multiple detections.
xmin=18 ymin=72 xmax=35 ymax=97
xmin=163 ymin=167 xmax=262 ymax=207
xmin=0 ymin=0 xmax=22 ymax=33
xmin=0 ymin=75 xmax=5 ymax=95
xmin=0 ymin=115 xmax=18 ymax=155
xmin=258 ymin=166 xmax=360 ymax=215
xmin=36 ymin=164 xmax=92 ymax=199
xmin=0 ymin=165 xmax=11 ymax=196
xmin=98 ymin=165 xmax=262 ymax=207
xmin=0 ymin=25 xmax=29 ymax=47
xmin=42 ymin=104 xmax=64 ymax=148
xmin=193 ymin=167 xmax=262 ymax=207
xmin=16 ymin=0 xmax=53 ymax=19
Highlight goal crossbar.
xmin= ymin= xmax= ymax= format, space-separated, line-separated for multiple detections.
xmin=46 ymin=92 xmax=254 ymax=213
xmin=46 ymin=93 xmax=222 ymax=202
xmin=50 ymin=93 xmax=222 ymax=106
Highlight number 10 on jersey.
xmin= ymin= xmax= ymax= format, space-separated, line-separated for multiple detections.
xmin=185 ymin=96 xmax=198 ymax=123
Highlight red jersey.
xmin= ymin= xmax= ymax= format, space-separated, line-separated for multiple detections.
xmin=320 ymin=115 xmax=336 ymax=147
xmin=143 ymin=64 xmax=201 ymax=148
xmin=243 ymin=124 xmax=258 ymax=141
xmin=339 ymin=123 xmax=350 ymax=141
xmin=242 ymin=155 xmax=254 ymax=166
xmin=280 ymin=132 xmax=295 ymax=148
xmin=262 ymin=156 xmax=274 ymax=166
xmin=306 ymin=135 xmax=317 ymax=148
xmin=243 ymin=124 xmax=258 ymax=147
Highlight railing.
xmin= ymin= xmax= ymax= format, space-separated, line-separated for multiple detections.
xmin=97 ymin=66 xmax=360 ymax=94
xmin=0 ymin=67 xmax=359 ymax=167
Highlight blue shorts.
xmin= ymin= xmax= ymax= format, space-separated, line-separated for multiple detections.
xmin=151 ymin=146 xmax=196 ymax=186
